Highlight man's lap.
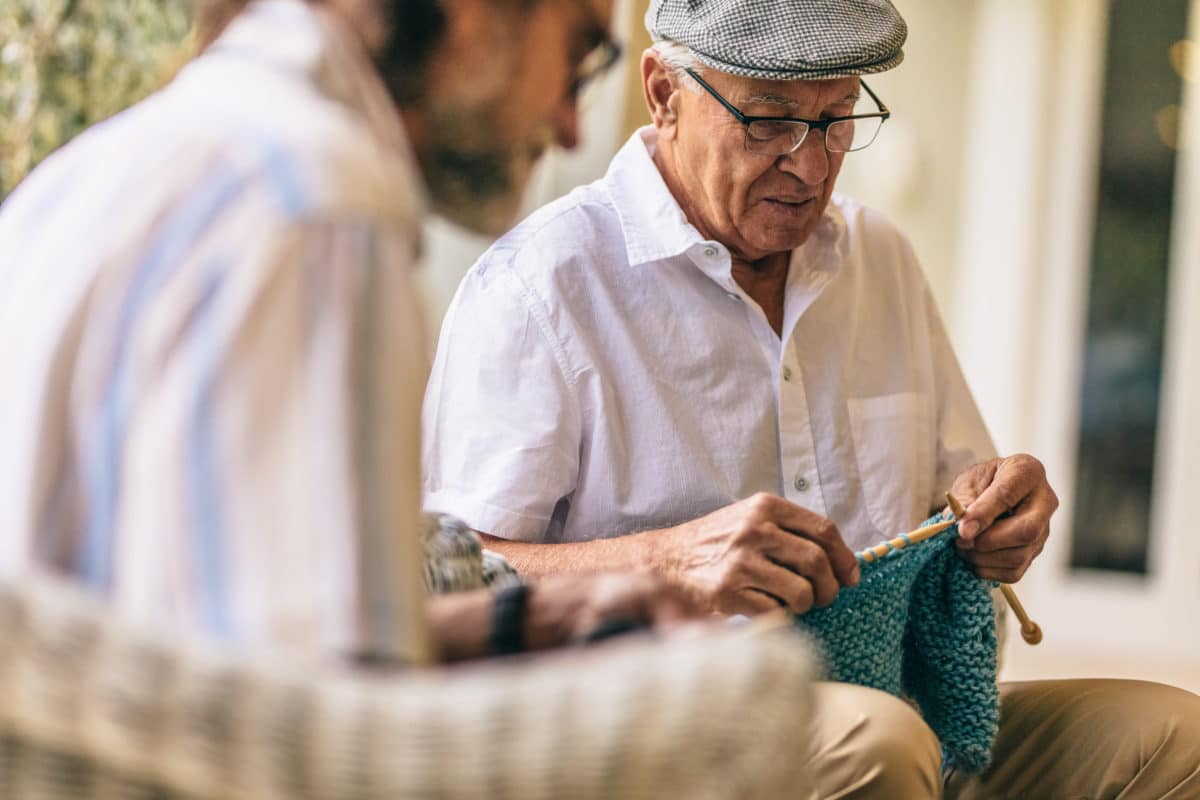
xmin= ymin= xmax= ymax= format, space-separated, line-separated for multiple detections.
xmin=812 ymin=678 xmax=1200 ymax=799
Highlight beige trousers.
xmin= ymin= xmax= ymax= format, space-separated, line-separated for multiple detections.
xmin=809 ymin=679 xmax=1200 ymax=799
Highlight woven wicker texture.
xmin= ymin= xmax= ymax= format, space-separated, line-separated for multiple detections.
xmin=0 ymin=575 xmax=817 ymax=799
xmin=796 ymin=516 xmax=999 ymax=773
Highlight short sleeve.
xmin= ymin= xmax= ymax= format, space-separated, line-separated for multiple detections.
xmin=422 ymin=259 xmax=583 ymax=542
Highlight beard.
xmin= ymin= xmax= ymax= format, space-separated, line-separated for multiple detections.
xmin=416 ymin=100 xmax=556 ymax=236
xmin=386 ymin=6 xmax=559 ymax=236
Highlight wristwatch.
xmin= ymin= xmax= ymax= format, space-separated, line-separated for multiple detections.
xmin=488 ymin=582 xmax=530 ymax=656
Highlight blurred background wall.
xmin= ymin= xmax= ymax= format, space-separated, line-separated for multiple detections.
xmin=2 ymin=0 xmax=1197 ymax=690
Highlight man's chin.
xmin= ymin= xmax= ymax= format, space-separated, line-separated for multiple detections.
xmin=745 ymin=209 xmax=820 ymax=254
xmin=422 ymin=149 xmax=535 ymax=236
xmin=431 ymin=190 xmax=523 ymax=237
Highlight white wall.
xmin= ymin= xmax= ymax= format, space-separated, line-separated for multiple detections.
xmin=835 ymin=0 xmax=979 ymax=311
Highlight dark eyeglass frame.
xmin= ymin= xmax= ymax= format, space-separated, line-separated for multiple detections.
xmin=682 ymin=67 xmax=891 ymax=154
xmin=570 ymin=37 xmax=623 ymax=96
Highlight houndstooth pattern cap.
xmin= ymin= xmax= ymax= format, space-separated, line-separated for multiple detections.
xmin=646 ymin=0 xmax=907 ymax=80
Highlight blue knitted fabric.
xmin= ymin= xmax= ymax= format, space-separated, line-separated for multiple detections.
xmin=795 ymin=515 xmax=1000 ymax=773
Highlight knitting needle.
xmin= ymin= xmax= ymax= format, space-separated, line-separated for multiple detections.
xmin=946 ymin=493 xmax=1043 ymax=645
xmin=999 ymin=584 xmax=1042 ymax=644
xmin=858 ymin=518 xmax=956 ymax=563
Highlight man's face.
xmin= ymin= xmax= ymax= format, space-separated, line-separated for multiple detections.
xmin=413 ymin=0 xmax=615 ymax=234
xmin=663 ymin=70 xmax=861 ymax=262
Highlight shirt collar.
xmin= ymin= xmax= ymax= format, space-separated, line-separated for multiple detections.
xmin=605 ymin=127 xmax=705 ymax=267
xmin=205 ymin=0 xmax=426 ymax=209
xmin=605 ymin=125 xmax=849 ymax=276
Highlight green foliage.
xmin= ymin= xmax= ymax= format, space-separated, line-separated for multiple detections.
xmin=0 ymin=0 xmax=194 ymax=199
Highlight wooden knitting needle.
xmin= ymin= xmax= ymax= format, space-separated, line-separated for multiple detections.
xmin=946 ymin=493 xmax=1043 ymax=645
xmin=858 ymin=518 xmax=956 ymax=563
xmin=999 ymin=584 xmax=1042 ymax=644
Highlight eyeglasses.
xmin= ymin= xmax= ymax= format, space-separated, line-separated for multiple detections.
xmin=570 ymin=36 xmax=622 ymax=96
xmin=683 ymin=68 xmax=890 ymax=156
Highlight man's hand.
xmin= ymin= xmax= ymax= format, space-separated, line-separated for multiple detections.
xmin=428 ymin=572 xmax=701 ymax=661
xmin=522 ymin=572 xmax=701 ymax=650
xmin=655 ymin=492 xmax=860 ymax=616
xmin=948 ymin=454 xmax=1059 ymax=582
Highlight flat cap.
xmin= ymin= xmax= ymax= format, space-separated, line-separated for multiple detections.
xmin=646 ymin=0 xmax=907 ymax=81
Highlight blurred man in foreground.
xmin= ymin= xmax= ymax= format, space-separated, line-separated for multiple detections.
xmin=0 ymin=0 xmax=698 ymax=666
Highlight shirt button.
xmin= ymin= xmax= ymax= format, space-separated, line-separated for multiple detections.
xmin=782 ymin=366 xmax=793 ymax=382
xmin=704 ymin=246 xmax=717 ymax=257
xmin=794 ymin=476 xmax=809 ymax=492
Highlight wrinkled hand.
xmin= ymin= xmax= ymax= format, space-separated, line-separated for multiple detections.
xmin=948 ymin=454 xmax=1059 ymax=582
xmin=657 ymin=492 xmax=860 ymax=616
xmin=523 ymin=572 xmax=702 ymax=650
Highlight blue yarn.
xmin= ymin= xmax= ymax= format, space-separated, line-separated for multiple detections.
xmin=795 ymin=514 xmax=1000 ymax=774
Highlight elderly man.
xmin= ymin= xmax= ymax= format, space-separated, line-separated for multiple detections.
xmin=423 ymin=0 xmax=1200 ymax=795
xmin=0 ymin=0 xmax=701 ymax=667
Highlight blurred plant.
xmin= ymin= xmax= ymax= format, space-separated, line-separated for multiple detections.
xmin=0 ymin=0 xmax=195 ymax=200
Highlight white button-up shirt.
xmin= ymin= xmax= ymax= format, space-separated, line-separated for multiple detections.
xmin=424 ymin=127 xmax=995 ymax=550
xmin=0 ymin=0 xmax=431 ymax=663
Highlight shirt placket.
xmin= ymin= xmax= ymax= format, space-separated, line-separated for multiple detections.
xmin=688 ymin=240 xmax=831 ymax=514
xmin=778 ymin=335 xmax=825 ymax=516
xmin=777 ymin=268 xmax=833 ymax=517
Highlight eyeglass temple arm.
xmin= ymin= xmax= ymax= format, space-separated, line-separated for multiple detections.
xmin=859 ymin=80 xmax=890 ymax=118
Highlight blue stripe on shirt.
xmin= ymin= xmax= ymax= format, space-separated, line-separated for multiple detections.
xmin=261 ymin=141 xmax=309 ymax=217
xmin=81 ymin=166 xmax=247 ymax=588
xmin=81 ymin=137 xmax=312 ymax=593
xmin=189 ymin=264 xmax=233 ymax=637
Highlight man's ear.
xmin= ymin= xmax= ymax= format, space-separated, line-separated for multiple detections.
xmin=642 ymin=50 xmax=681 ymax=138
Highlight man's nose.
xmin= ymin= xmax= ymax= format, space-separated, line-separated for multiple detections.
xmin=554 ymin=93 xmax=581 ymax=150
xmin=777 ymin=130 xmax=830 ymax=184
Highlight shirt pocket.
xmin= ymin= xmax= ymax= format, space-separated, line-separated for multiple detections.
xmin=846 ymin=392 xmax=934 ymax=536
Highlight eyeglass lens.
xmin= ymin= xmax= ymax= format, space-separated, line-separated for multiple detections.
xmin=745 ymin=115 xmax=883 ymax=155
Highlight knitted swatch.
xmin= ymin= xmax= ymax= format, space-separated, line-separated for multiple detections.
xmin=795 ymin=515 xmax=1000 ymax=773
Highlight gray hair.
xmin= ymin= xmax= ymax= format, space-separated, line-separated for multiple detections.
xmin=650 ymin=39 xmax=807 ymax=109
xmin=650 ymin=40 xmax=704 ymax=92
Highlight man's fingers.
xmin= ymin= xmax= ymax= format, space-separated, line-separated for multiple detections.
xmin=958 ymin=455 xmax=1047 ymax=541
xmin=948 ymin=460 xmax=997 ymax=509
xmin=754 ymin=557 xmax=819 ymax=613
xmin=957 ymin=515 xmax=1044 ymax=553
xmin=958 ymin=543 xmax=1041 ymax=583
xmin=646 ymin=586 xmax=706 ymax=624
xmin=760 ymin=525 xmax=839 ymax=607
xmin=756 ymin=496 xmax=859 ymax=587
xmin=960 ymin=546 xmax=1030 ymax=570
xmin=726 ymin=587 xmax=786 ymax=616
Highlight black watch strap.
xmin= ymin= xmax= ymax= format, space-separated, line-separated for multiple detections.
xmin=488 ymin=583 xmax=530 ymax=656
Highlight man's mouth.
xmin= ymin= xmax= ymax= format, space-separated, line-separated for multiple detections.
xmin=764 ymin=197 xmax=815 ymax=210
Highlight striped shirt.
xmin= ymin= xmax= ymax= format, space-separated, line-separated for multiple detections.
xmin=0 ymin=0 xmax=432 ymax=664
